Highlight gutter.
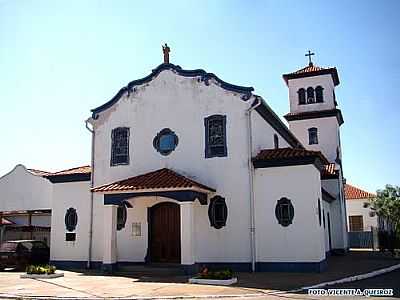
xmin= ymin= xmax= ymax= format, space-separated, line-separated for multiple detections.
xmin=85 ymin=119 xmax=95 ymax=269
xmin=246 ymin=96 xmax=261 ymax=272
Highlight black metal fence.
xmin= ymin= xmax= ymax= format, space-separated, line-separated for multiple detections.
xmin=348 ymin=231 xmax=373 ymax=248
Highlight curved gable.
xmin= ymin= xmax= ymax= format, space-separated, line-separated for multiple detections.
xmin=0 ymin=164 xmax=53 ymax=211
xmin=91 ymin=63 xmax=254 ymax=119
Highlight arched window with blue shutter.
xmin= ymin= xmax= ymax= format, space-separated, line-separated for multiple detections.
xmin=111 ymin=127 xmax=130 ymax=166
xmin=204 ymin=115 xmax=227 ymax=158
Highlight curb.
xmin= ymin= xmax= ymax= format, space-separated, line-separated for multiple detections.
xmin=291 ymin=263 xmax=400 ymax=293
xmin=0 ymin=293 xmax=265 ymax=300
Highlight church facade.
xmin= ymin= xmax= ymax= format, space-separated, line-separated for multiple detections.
xmin=0 ymin=54 xmax=348 ymax=273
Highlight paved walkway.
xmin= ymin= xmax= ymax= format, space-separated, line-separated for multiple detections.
xmin=0 ymin=271 xmax=262 ymax=299
xmin=0 ymin=251 xmax=397 ymax=299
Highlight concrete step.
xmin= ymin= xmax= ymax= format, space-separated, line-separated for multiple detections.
xmin=117 ymin=263 xmax=187 ymax=277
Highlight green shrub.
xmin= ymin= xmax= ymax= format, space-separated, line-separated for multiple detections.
xmin=26 ymin=265 xmax=56 ymax=275
xmin=197 ymin=267 xmax=233 ymax=280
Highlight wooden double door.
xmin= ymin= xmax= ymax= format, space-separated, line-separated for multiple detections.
xmin=149 ymin=202 xmax=181 ymax=263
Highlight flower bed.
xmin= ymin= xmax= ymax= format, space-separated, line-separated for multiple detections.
xmin=26 ymin=265 xmax=56 ymax=275
xmin=189 ymin=267 xmax=238 ymax=286
xmin=20 ymin=265 xmax=64 ymax=279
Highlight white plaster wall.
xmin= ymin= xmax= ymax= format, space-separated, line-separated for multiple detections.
xmin=346 ymin=198 xmax=377 ymax=231
xmin=287 ymin=75 xmax=335 ymax=114
xmin=322 ymin=178 xmax=347 ymax=250
xmin=89 ymin=70 xmax=276 ymax=262
xmin=288 ymin=118 xmax=339 ymax=162
xmin=254 ymin=165 xmax=325 ymax=262
xmin=0 ymin=165 xmax=53 ymax=211
xmin=251 ymin=111 xmax=290 ymax=154
xmin=50 ymin=181 xmax=91 ymax=262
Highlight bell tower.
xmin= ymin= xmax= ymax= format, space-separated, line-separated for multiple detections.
xmin=282 ymin=52 xmax=344 ymax=164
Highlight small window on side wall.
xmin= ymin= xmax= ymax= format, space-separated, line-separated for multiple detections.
xmin=111 ymin=127 xmax=130 ymax=166
xmin=308 ymin=127 xmax=318 ymax=145
xmin=298 ymin=88 xmax=306 ymax=104
xmin=208 ymin=196 xmax=228 ymax=229
xmin=274 ymin=134 xmax=279 ymax=149
xmin=318 ymin=198 xmax=322 ymax=226
xmin=204 ymin=115 xmax=227 ymax=158
xmin=275 ymin=197 xmax=294 ymax=227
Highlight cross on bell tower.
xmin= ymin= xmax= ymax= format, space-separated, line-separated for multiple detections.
xmin=305 ymin=50 xmax=315 ymax=66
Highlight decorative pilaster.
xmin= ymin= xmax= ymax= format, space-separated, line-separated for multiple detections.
xmin=180 ymin=202 xmax=195 ymax=266
xmin=102 ymin=205 xmax=118 ymax=273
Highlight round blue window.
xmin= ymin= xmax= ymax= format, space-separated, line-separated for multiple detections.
xmin=153 ymin=128 xmax=178 ymax=155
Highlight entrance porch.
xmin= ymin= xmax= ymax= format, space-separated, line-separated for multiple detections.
xmin=91 ymin=168 xmax=216 ymax=273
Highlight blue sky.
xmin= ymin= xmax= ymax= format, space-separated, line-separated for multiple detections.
xmin=0 ymin=0 xmax=399 ymax=193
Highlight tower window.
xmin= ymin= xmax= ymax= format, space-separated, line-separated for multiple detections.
xmin=307 ymin=87 xmax=315 ymax=103
xmin=297 ymin=88 xmax=306 ymax=105
xmin=274 ymin=134 xmax=279 ymax=149
xmin=308 ymin=127 xmax=318 ymax=145
xmin=315 ymin=86 xmax=324 ymax=103
xmin=111 ymin=127 xmax=130 ymax=166
xmin=204 ymin=115 xmax=227 ymax=158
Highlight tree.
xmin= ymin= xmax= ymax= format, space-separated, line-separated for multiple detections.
xmin=365 ymin=185 xmax=400 ymax=235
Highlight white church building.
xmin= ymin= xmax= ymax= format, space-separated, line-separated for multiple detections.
xmin=0 ymin=51 xmax=348 ymax=273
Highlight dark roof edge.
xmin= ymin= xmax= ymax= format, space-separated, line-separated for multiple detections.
xmin=91 ymin=63 xmax=255 ymax=118
xmin=284 ymin=109 xmax=344 ymax=125
xmin=253 ymin=155 xmax=326 ymax=171
xmin=45 ymin=173 xmax=91 ymax=183
xmin=322 ymin=188 xmax=336 ymax=203
xmin=282 ymin=68 xmax=340 ymax=86
xmin=322 ymin=172 xmax=339 ymax=180
xmin=254 ymin=97 xmax=304 ymax=149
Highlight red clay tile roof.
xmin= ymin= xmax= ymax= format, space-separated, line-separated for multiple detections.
xmin=0 ymin=217 xmax=14 ymax=225
xmin=282 ymin=63 xmax=340 ymax=86
xmin=288 ymin=64 xmax=327 ymax=75
xmin=92 ymin=168 xmax=216 ymax=193
xmin=27 ymin=168 xmax=52 ymax=176
xmin=253 ymin=147 xmax=329 ymax=165
xmin=50 ymin=165 xmax=91 ymax=176
xmin=345 ymin=184 xmax=376 ymax=200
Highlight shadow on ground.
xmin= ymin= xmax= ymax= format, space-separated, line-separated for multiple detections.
xmin=69 ymin=250 xmax=399 ymax=293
